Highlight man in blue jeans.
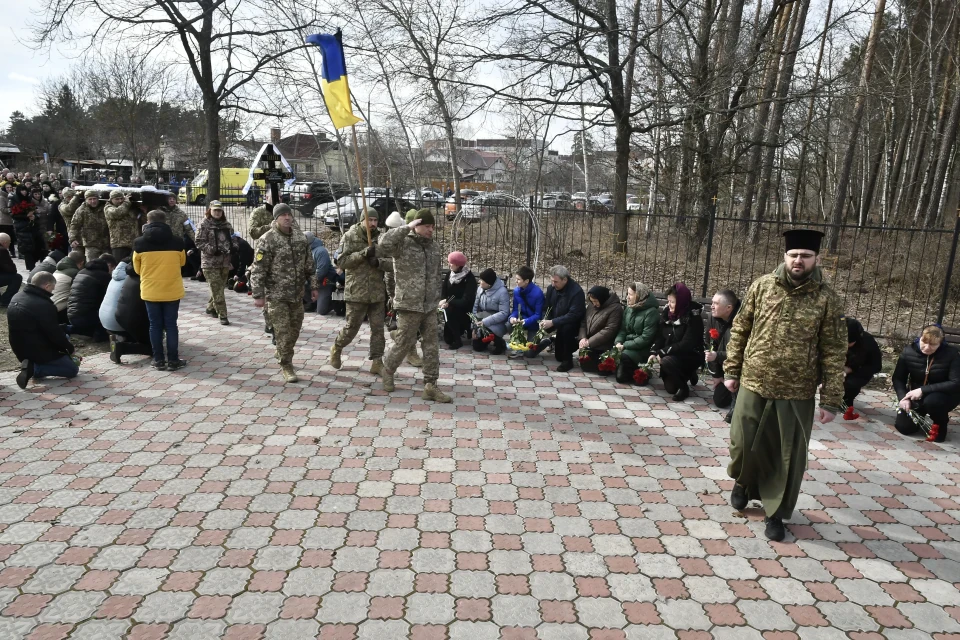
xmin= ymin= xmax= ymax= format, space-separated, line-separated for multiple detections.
xmin=8 ymin=272 xmax=79 ymax=388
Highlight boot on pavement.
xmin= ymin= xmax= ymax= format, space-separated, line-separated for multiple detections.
xmin=281 ymin=365 xmax=299 ymax=383
xmin=329 ymin=344 xmax=342 ymax=369
xmin=369 ymin=358 xmax=383 ymax=375
xmin=423 ymin=383 xmax=452 ymax=403
xmin=405 ymin=349 xmax=423 ymax=368
xmin=382 ymin=369 xmax=395 ymax=392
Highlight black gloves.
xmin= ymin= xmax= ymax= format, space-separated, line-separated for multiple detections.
xmin=366 ymin=256 xmax=380 ymax=268
xmin=364 ymin=245 xmax=377 ymax=258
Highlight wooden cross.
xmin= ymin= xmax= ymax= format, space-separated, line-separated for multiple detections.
xmin=712 ymin=195 xmax=718 ymax=205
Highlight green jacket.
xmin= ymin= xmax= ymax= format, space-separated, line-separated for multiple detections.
xmin=248 ymin=205 xmax=273 ymax=241
xmin=377 ymin=226 xmax=442 ymax=313
xmin=614 ymin=292 xmax=660 ymax=363
xmin=104 ymin=201 xmax=140 ymax=249
xmin=162 ymin=205 xmax=195 ymax=243
xmin=336 ymin=222 xmax=386 ymax=304
xmin=69 ymin=202 xmax=110 ymax=249
xmin=724 ymin=265 xmax=847 ymax=412
xmin=250 ymin=222 xmax=318 ymax=303
xmin=59 ymin=193 xmax=84 ymax=226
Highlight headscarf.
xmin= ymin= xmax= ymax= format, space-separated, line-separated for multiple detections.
xmin=628 ymin=281 xmax=651 ymax=309
xmin=588 ymin=285 xmax=610 ymax=306
xmin=846 ymin=317 xmax=864 ymax=344
xmin=668 ymin=282 xmax=692 ymax=321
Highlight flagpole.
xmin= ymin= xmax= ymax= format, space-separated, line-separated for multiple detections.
xmin=350 ymin=124 xmax=371 ymax=247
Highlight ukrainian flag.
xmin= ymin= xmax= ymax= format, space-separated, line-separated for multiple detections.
xmin=305 ymin=30 xmax=362 ymax=129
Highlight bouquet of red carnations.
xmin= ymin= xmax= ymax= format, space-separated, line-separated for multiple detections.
xmin=632 ymin=362 xmax=654 ymax=385
xmin=597 ymin=347 xmax=620 ymax=374
xmin=578 ymin=347 xmax=591 ymax=365
xmin=469 ymin=313 xmax=496 ymax=343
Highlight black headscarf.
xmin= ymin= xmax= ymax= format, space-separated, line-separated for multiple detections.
xmin=846 ymin=317 xmax=864 ymax=344
xmin=588 ymin=285 xmax=610 ymax=306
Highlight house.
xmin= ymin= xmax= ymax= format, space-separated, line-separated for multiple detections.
xmin=0 ymin=142 xmax=19 ymax=171
xmin=423 ymin=147 xmax=510 ymax=183
xmin=270 ymin=128 xmax=348 ymax=182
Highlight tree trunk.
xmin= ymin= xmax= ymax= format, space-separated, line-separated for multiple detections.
xmin=204 ymin=97 xmax=221 ymax=201
xmin=924 ymin=84 xmax=960 ymax=226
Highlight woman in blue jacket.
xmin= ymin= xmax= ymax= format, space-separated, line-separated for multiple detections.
xmin=508 ymin=266 xmax=544 ymax=357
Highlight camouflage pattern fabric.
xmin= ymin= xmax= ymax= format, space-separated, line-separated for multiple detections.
xmin=267 ymin=300 xmax=304 ymax=365
xmin=59 ymin=193 xmax=84 ymax=226
xmin=205 ymin=266 xmax=231 ymax=319
xmin=336 ymin=222 xmax=386 ymax=304
xmin=334 ymin=301 xmax=386 ymax=358
xmin=196 ymin=218 xmax=237 ymax=270
xmin=104 ymin=201 xmax=140 ymax=250
xmin=248 ymin=205 xmax=274 ymax=241
xmin=384 ymin=310 xmax=440 ymax=384
xmin=250 ymin=223 xmax=319 ymax=303
xmin=68 ymin=203 xmax=110 ymax=250
xmin=723 ymin=264 xmax=847 ymax=412
xmin=163 ymin=206 xmax=195 ymax=243
xmin=376 ymin=226 xmax=442 ymax=313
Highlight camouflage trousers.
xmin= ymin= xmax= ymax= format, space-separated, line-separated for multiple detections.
xmin=335 ymin=301 xmax=386 ymax=358
xmin=266 ymin=300 xmax=305 ymax=365
xmin=385 ymin=310 xmax=440 ymax=384
xmin=204 ymin=267 xmax=231 ymax=319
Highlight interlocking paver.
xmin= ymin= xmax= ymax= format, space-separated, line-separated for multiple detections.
xmin=3 ymin=271 xmax=960 ymax=638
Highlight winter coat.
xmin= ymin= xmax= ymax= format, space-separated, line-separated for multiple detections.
xmin=196 ymin=216 xmax=238 ymax=270
xmin=99 ymin=262 xmax=128 ymax=332
xmin=56 ymin=255 xmax=82 ymax=279
xmin=133 ymin=222 xmax=186 ymax=302
xmin=614 ymin=293 xmax=660 ymax=364
xmin=377 ymin=226 xmax=443 ymax=313
xmin=27 ymin=251 xmax=65 ymax=281
xmin=472 ymin=278 xmax=511 ymax=337
xmin=724 ymin=264 xmax=847 ymax=411
xmin=441 ymin=270 xmax=477 ymax=319
xmin=892 ymin=340 xmax=960 ymax=400
xmin=162 ymin=205 xmax=195 ymax=242
xmin=59 ymin=193 xmax=84 ymax=226
xmin=543 ymin=277 xmax=585 ymax=334
xmin=510 ymin=282 xmax=546 ymax=329
xmin=69 ymin=202 xmax=110 ymax=249
xmin=846 ymin=327 xmax=883 ymax=389
xmin=248 ymin=204 xmax=274 ymax=241
xmin=0 ymin=247 xmax=15 ymax=274
xmin=68 ymin=259 xmax=112 ymax=326
xmin=104 ymin=201 xmax=140 ymax=250
xmin=706 ymin=300 xmax=741 ymax=378
xmin=338 ymin=222 xmax=386 ymax=304
xmin=308 ymin=234 xmax=337 ymax=285
xmin=116 ymin=264 xmax=149 ymax=344
xmin=653 ymin=301 xmax=706 ymax=368
xmin=579 ymin=292 xmax=623 ymax=352
xmin=7 ymin=283 xmax=75 ymax=365
xmin=0 ymin=192 xmax=12 ymax=226
xmin=250 ymin=222 xmax=318 ymax=303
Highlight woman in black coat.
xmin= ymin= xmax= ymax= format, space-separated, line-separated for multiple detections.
xmin=650 ymin=282 xmax=705 ymax=401
xmin=67 ymin=258 xmax=112 ymax=341
xmin=893 ymin=325 xmax=960 ymax=442
xmin=10 ymin=184 xmax=46 ymax=270
xmin=440 ymin=251 xmax=477 ymax=350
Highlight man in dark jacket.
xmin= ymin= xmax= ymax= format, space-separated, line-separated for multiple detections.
xmin=27 ymin=249 xmax=65 ymax=281
xmin=112 ymin=263 xmax=153 ymax=363
xmin=67 ymin=256 xmax=115 ymax=341
xmin=9 ymin=272 xmax=79 ymax=388
xmin=707 ymin=289 xmax=740 ymax=410
xmin=534 ymin=265 xmax=585 ymax=371
xmin=843 ymin=317 xmax=883 ymax=419
xmin=0 ymin=232 xmax=22 ymax=307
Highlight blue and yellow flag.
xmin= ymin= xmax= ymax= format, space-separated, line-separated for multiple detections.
xmin=305 ymin=30 xmax=362 ymax=129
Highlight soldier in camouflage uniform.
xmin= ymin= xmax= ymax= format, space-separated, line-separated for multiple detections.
xmin=59 ymin=188 xmax=84 ymax=228
xmin=104 ymin=190 xmax=141 ymax=262
xmin=69 ymin=190 xmax=111 ymax=262
xmin=249 ymin=196 xmax=278 ymax=334
xmin=162 ymin=194 xmax=196 ymax=243
xmin=196 ymin=200 xmax=239 ymax=325
xmin=724 ymin=229 xmax=847 ymax=542
xmin=250 ymin=205 xmax=318 ymax=383
xmin=329 ymin=209 xmax=387 ymax=373
xmin=382 ymin=210 xmax=423 ymax=367
xmin=377 ymin=209 xmax=451 ymax=403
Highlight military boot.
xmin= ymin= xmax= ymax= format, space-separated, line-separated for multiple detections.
xmin=369 ymin=358 xmax=383 ymax=375
xmin=382 ymin=369 xmax=395 ymax=392
xmin=405 ymin=349 xmax=423 ymax=368
xmin=422 ymin=383 xmax=452 ymax=403
xmin=281 ymin=364 xmax=299 ymax=383
xmin=329 ymin=344 xmax=342 ymax=369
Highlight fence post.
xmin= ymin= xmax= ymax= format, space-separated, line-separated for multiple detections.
xmin=937 ymin=207 xmax=960 ymax=325
xmin=701 ymin=198 xmax=718 ymax=298
xmin=526 ymin=196 xmax=534 ymax=268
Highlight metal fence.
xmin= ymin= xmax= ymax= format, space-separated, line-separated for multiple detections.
xmin=189 ymin=189 xmax=960 ymax=339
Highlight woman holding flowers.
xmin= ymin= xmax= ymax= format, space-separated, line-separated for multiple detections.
xmin=440 ymin=251 xmax=476 ymax=350
xmin=577 ymin=286 xmax=622 ymax=373
xmin=612 ymin=282 xmax=659 ymax=384
xmin=650 ymin=282 xmax=705 ymax=401
xmin=471 ymin=268 xmax=510 ymax=355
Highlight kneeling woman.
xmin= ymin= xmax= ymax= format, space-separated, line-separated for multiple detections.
xmin=471 ymin=269 xmax=510 ymax=354
xmin=650 ymin=282 xmax=704 ymax=401
xmin=612 ymin=282 xmax=659 ymax=383
xmin=893 ymin=324 xmax=960 ymax=442
xmin=578 ymin=286 xmax=622 ymax=372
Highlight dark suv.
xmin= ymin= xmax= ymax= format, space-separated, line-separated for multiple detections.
xmin=323 ymin=196 xmax=415 ymax=229
xmin=287 ymin=181 xmax=352 ymax=217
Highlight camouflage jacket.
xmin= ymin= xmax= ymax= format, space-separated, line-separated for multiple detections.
xmin=196 ymin=217 xmax=238 ymax=270
xmin=336 ymin=222 xmax=386 ymax=304
xmin=59 ymin=193 xmax=84 ymax=226
xmin=724 ymin=264 xmax=847 ymax=412
xmin=163 ymin=205 xmax=195 ymax=243
xmin=104 ymin=201 xmax=140 ymax=249
xmin=68 ymin=202 xmax=110 ymax=249
xmin=248 ymin=205 xmax=273 ymax=241
xmin=377 ymin=226 xmax=442 ymax=313
xmin=250 ymin=223 xmax=318 ymax=303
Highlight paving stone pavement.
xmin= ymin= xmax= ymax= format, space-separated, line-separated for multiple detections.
xmin=2 ymin=276 xmax=960 ymax=639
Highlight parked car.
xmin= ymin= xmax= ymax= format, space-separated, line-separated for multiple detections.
xmin=540 ymin=192 xmax=571 ymax=208
xmin=178 ymin=168 xmax=268 ymax=206
xmin=323 ymin=196 xmax=415 ymax=229
xmin=444 ymin=190 xmax=481 ymax=220
xmin=403 ymin=189 xmax=444 ymax=208
xmin=459 ymin=193 xmax=520 ymax=222
xmin=284 ymin=181 xmax=352 ymax=216
xmin=626 ymin=196 xmax=643 ymax=211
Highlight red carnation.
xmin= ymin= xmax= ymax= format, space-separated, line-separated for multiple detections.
xmin=578 ymin=356 xmax=590 ymax=364
xmin=633 ymin=368 xmax=648 ymax=385
xmin=482 ymin=334 xmax=495 ymax=344
xmin=709 ymin=328 xmax=720 ymax=341
xmin=598 ymin=357 xmax=616 ymax=372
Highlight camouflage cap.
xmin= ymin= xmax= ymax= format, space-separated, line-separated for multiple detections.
xmin=62 ymin=188 xmax=75 ymax=198
xmin=208 ymin=200 xmax=224 ymax=210
xmin=84 ymin=190 xmax=98 ymax=199
xmin=109 ymin=189 xmax=124 ymax=199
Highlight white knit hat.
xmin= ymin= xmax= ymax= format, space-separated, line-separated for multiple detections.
xmin=385 ymin=211 xmax=404 ymax=228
